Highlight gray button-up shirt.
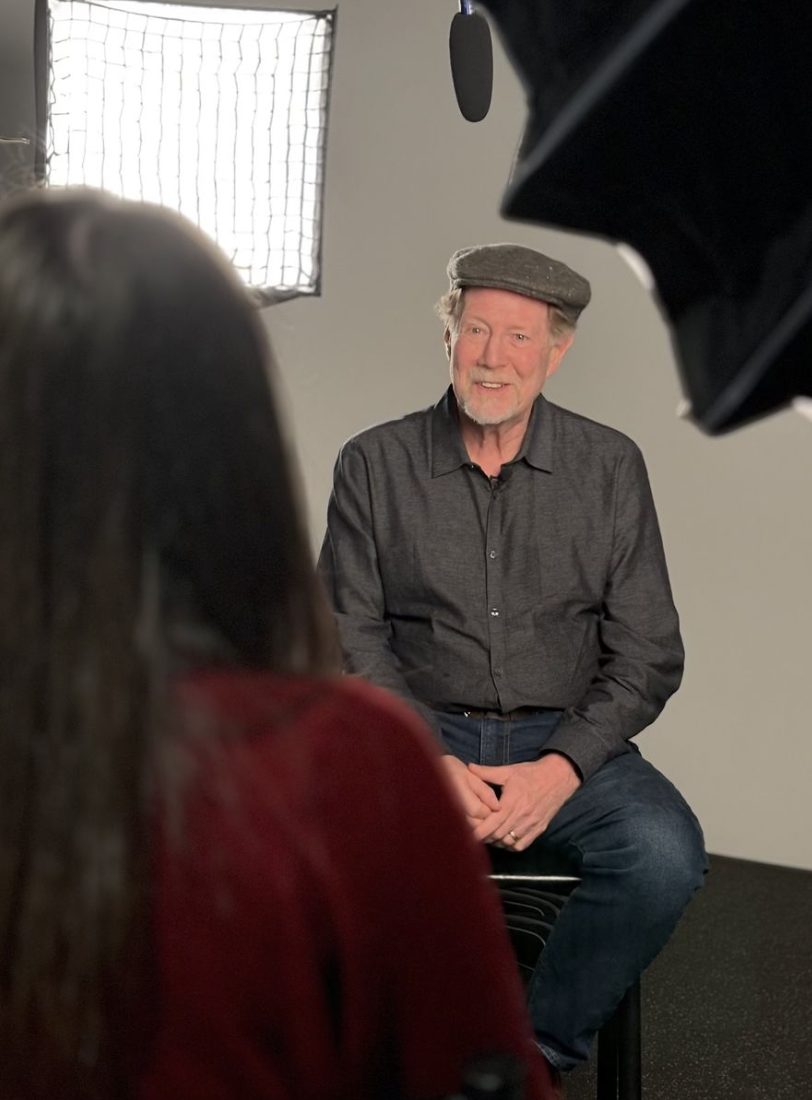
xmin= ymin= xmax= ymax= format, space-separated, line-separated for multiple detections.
xmin=318 ymin=388 xmax=683 ymax=780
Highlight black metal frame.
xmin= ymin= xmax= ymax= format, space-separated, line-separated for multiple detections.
xmin=33 ymin=0 xmax=48 ymax=182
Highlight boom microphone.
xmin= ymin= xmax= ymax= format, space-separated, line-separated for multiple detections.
xmin=449 ymin=1 xmax=493 ymax=122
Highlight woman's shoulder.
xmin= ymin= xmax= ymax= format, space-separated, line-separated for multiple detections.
xmin=171 ymin=670 xmax=457 ymax=876
xmin=174 ymin=669 xmax=440 ymax=768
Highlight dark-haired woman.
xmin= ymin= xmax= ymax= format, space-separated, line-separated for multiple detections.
xmin=0 ymin=190 xmax=555 ymax=1100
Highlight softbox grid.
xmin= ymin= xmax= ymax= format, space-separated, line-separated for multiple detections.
xmin=46 ymin=0 xmax=334 ymax=303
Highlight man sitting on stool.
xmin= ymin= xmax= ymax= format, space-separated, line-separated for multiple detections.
xmin=319 ymin=243 xmax=707 ymax=1078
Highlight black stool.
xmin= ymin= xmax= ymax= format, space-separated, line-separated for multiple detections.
xmin=490 ymin=871 xmax=642 ymax=1100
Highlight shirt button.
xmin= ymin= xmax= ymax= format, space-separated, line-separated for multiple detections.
xmin=489 ymin=550 xmax=497 ymax=559
xmin=494 ymin=668 xmax=503 ymax=677
xmin=490 ymin=608 xmax=499 ymax=616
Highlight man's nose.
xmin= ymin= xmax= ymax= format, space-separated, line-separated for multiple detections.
xmin=480 ymin=334 xmax=506 ymax=366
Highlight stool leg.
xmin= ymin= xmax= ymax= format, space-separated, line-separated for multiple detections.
xmin=596 ymin=979 xmax=642 ymax=1100
xmin=596 ymin=1005 xmax=619 ymax=1100
xmin=617 ymin=979 xmax=642 ymax=1100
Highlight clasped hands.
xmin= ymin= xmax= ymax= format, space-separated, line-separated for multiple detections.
xmin=440 ymin=753 xmax=581 ymax=851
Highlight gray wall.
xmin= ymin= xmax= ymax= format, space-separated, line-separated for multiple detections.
xmin=3 ymin=0 xmax=810 ymax=870
xmin=0 ymin=0 xmax=36 ymax=195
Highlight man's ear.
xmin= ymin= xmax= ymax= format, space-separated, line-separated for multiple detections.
xmin=546 ymin=331 xmax=574 ymax=378
xmin=444 ymin=327 xmax=452 ymax=358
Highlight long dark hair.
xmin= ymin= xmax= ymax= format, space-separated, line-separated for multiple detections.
xmin=0 ymin=189 xmax=338 ymax=1089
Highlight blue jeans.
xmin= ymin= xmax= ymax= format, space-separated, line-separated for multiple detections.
xmin=438 ymin=710 xmax=708 ymax=1070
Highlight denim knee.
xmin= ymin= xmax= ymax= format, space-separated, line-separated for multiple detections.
xmin=615 ymin=801 xmax=708 ymax=919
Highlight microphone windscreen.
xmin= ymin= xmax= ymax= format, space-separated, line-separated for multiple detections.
xmin=449 ymin=11 xmax=493 ymax=122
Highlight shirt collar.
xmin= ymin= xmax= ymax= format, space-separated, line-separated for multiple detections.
xmin=518 ymin=394 xmax=554 ymax=472
xmin=430 ymin=387 xmax=554 ymax=477
xmin=430 ymin=387 xmax=471 ymax=477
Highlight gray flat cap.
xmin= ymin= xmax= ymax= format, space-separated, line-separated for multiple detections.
xmin=448 ymin=242 xmax=591 ymax=322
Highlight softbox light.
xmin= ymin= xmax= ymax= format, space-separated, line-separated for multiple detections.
xmin=482 ymin=0 xmax=812 ymax=434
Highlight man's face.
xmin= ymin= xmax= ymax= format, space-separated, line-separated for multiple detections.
xmin=446 ymin=286 xmax=571 ymax=431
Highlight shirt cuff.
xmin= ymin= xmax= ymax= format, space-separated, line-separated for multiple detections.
xmin=538 ymin=720 xmax=621 ymax=782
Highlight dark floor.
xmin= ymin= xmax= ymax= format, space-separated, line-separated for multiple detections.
xmin=566 ymin=854 xmax=812 ymax=1100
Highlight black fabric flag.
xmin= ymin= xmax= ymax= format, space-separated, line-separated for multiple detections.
xmin=483 ymin=0 xmax=812 ymax=433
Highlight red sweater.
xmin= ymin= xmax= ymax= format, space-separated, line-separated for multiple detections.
xmin=138 ymin=671 xmax=554 ymax=1100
